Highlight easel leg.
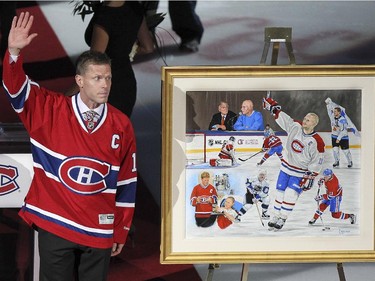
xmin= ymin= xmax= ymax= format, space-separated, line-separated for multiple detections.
xmin=240 ymin=263 xmax=249 ymax=281
xmin=285 ymin=42 xmax=296 ymax=65
xmin=260 ymin=42 xmax=270 ymax=65
xmin=205 ymin=264 xmax=219 ymax=281
xmin=337 ymin=263 xmax=346 ymax=281
xmin=271 ymin=42 xmax=280 ymax=65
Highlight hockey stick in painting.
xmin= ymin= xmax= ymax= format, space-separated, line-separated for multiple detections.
xmin=253 ymin=198 xmax=265 ymax=227
xmin=316 ymin=181 xmax=330 ymax=231
xmin=239 ymin=150 xmax=263 ymax=162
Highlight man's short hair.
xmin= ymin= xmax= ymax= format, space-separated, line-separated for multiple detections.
xmin=75 ymin=50 xmax=111 ymax=75
xmin=200 ymin=171 xmax=210 ymax=179
xmin=334 ymin=107 xmax=342 ymax=113
xmin=307 ymin=112 xmax=319 ymax=126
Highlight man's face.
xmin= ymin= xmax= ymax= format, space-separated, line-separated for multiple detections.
xmin=333 ymin=108 xmax=341 ymax=118
xmin=201 ymin=177 xmax=210 ymax=186
xmin=241 ymin=101 xmax=253 ymax=115
xmin=218 ymin=103 xmax=229 ymax=115
xmin=324 ymin=175 xmax=332 ymax=181
xmin=224 ymin=198 xmax=234 ymax=208
xmin=258 ymin=173 xmax=266 ymax=181
xmin=76 ymin=64 xmax=112 ymax=109
xmin=302 ymin=114 xmax=316 ymax=131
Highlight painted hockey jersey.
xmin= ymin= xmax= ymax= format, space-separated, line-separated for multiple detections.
xmin=218 ymin=141 xmax=234 ymax=160
xmin=331 ymin=115 xmax=349 ymax=141
xmin=2 ymin=51 xmax=137 ymax=249
xmin=276 ymin=111 xmax=325 ymax=177
xmin=321 ymin=174 xmax=342 ymax=200
xmin=216 ymin=207 xmax=237 ymax=229
xmin=190 ymin=184 xmax=218 ymax=218
xmin=246 ymin=176 xmax=270 ymax=200
xmin=326 ymin=98 xmax=360 ymax=137
xmin=262 ymin=135 xmax=282 ymax=149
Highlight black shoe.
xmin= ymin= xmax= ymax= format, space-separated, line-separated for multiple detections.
xmin=333 ymin=161 xmax=339 ymax=168
xmin=268 ymin=216 xmax=278 ymax=229
xmin=274 ymin=218 xmax=286 ymax=230
xmin=262 ymin=212 xmax=270 ymax=219
xmin=348 ymin=161 xmax=353 ymax=168
xmin=349 ymin=214 xmax=356 ymax=224
xmin=308 ymin=218 xmax=317 ymax=225
xmin=180 ymin=39 xmax=199 ymax=53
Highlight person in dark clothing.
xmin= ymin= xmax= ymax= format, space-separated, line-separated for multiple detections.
xmin=208 ymin=101 xmax=237 ymax=131
xmin=169 ymin=1 xmax=204 ymax=52
xmin=67 ymin=1 xmax=154 ymax=117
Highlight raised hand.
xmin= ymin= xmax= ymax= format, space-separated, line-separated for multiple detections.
xmin=8 ymin=12 xmax=38 ymax=56
xmin=263 ymin=97 xmax=281 ymax=117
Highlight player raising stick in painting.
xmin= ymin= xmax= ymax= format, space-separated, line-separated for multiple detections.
xmin=325 ymin=98 xmax=359 ymax=168
xmin=263 ymin=96 xmax=325 ymax=231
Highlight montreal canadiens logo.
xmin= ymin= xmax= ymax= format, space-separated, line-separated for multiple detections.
xmin=0 ymin=165 xmax=20 ymax=196
xmin=58 ymin=157 xmax=111 ymax=195
xmin=291 ymin=139 xmax=304 ymax=153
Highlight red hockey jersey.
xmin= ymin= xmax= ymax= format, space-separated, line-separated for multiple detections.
xmin=2 ymin=51 xmax=137 ymax=249
xmin=190 ymin=184 xmax=218 ymax=218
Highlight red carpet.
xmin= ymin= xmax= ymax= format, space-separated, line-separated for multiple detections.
xmin=1 ymin=2 xmax=201 ymax=280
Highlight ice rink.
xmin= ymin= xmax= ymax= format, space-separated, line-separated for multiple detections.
xmin=186 ymin=148 xmax=360 ymax=239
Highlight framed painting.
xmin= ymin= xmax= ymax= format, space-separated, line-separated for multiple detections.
xmin=160 ymin=65 xmax=375 ymax=264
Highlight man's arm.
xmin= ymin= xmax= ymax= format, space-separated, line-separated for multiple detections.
xmin=233 ymin=115 xmax=244 ymax=131
xmin=208 ymin=113 xmax=219 ymax=130
xmin=249 ymin=112 xmax=264 ymax=131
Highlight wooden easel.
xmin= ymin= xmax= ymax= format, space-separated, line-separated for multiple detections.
xmin=205 ymin=26 xmax=347 ymax=281
xmin=260 ymin=27 xmax=296 ymax=65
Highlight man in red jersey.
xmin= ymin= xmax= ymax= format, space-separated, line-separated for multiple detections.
xmin=190 ymin=171 xmax=218 ymax=227
xmin=3 ymin=12 xmax=137 ymax=281
xmin=309 ymin=168 xmax=356 ymax=225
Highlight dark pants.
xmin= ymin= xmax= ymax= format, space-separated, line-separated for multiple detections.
xmin=169 ymin=1 xmax=204 ymax=44
xmin=195 ymin=215 xmax=216 ymax=227
xmin=38 ymin=228 xmax=112 ymax=281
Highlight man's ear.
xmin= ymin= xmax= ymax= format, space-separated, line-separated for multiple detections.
xmin=75 ymin=74 xmax=83 ymax=88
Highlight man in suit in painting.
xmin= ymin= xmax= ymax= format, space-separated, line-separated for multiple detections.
xmin=208 ymin=101 xmax=237 ymax=131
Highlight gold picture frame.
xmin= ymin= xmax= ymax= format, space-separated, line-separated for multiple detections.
xmin=161 ymin=65 xmax=375 ymax=264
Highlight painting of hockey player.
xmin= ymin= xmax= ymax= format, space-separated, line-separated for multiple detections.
xmin=326 ymin=98 xmax=360 ymax=168
xmin=209 ymin=136 xmax=237 ymax=167
xmin=190 ymin=171 xmax=218 ymax=227
xmin=263 ymin=123 xmax=274 ymax=137
xmin=309 ymin=168 xmax=356 ymax=226
xmin=257 ymin=129 xmax=283 ymax=167
xmin=214 ymin=196 xmax=241 ymax=229
xmin=213 ymin=173 xmax=232 ymax=199
xmin=263 ymin=96 xmax=325 ymax=231
xmin=243 ymin=170 xmax=271 ymax=219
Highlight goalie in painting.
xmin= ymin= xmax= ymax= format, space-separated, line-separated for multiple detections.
xmin=209 ymin=136 xmax=237 ymax=167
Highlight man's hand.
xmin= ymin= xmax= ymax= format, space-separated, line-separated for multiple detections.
xmin=263 ymin=97 xmax=281 ymax=117
xmin=300 ymin=171 xmax=317 ymax=191
xmin=8 ymin=12 xmax=38 ymax=56
xmin=111 ymin=243 xmax=124 ymax=256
